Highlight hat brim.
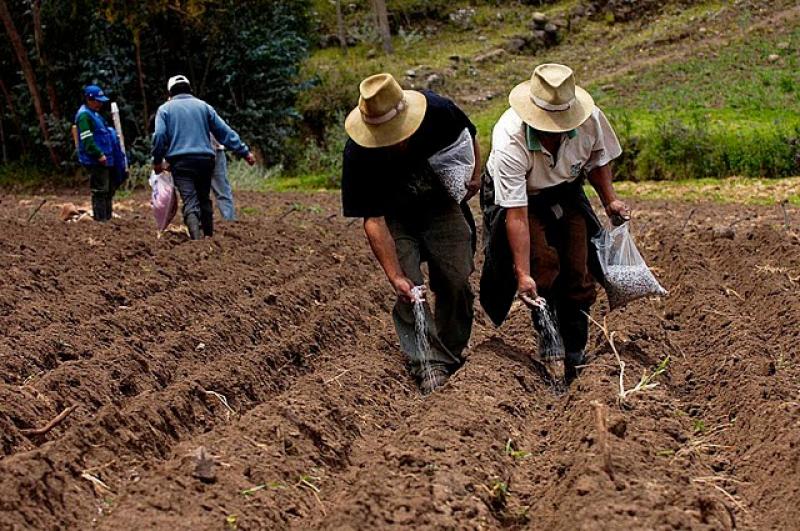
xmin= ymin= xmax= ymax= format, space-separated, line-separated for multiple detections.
xmin=92 ymin=95 xmax=110 ymax=103
xmin=345 ymin=90 xmax=427 ymax=148
xmin=508 ymin=81 xmax=594 ymax=133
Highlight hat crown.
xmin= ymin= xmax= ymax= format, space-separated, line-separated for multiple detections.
xmin=168 ymin=75 xmax=190 ymax=91
xmin=358 ymin=74 xmax=405 ymax=120
xmin=530 ymin=64 xmax=576 ymax=108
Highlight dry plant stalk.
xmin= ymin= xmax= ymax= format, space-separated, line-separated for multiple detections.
xmin=20 ymin=405 xmax=78 ymax=436
xmin=585 ymin=313 xmax=666 ymax=401
xmin=590 ymin=400 xmax=614 ymax=480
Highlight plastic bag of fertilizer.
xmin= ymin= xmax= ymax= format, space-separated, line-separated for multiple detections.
xmin=592 ymin=222 xmax=667 ymax=310
xmin=428 ymin=128 xmax=475 ymax=202
xmin=149 ymin=170 xmax=178 ymax=231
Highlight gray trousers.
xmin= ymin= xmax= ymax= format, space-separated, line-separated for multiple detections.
xmin=386 ymin=203 xmax=475 ymax=379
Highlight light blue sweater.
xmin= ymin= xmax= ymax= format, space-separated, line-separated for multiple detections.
xmin=152 ymin=94 xmax=249 ymax=163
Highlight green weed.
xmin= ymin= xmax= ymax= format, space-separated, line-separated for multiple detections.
xmin=504 ymin=439 xmax=531 ymax=460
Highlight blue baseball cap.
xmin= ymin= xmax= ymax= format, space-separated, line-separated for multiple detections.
xmin=84 ymin=85 xmax=109 ymax=102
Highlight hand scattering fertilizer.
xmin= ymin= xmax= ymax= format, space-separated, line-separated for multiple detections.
xmin=593 ymin=222 xmax=667 ymax=310
xmin=411 ymin=286 xmax=437 ymax=392
xmin=522 ymin=294 xmax=565 ymax=383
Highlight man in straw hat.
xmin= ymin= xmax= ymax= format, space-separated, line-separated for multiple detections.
xmin=341 ymin=73 xmax=481 ymax=394
xmin=480 ymin=63 xmax=630 ymax=383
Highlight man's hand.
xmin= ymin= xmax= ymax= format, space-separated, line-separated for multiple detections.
xmin=391 ymin=275 xmax=417 ymax=304
xmin=153 ymin=161 xmax=164 ymax=174
xmin=98 ymin=155 xmax=109 ymax=166
xmin=244 ymin=152 xmax=256 ymax=166
xmin=605 ymin=199 xmax=631 ymax=226
xmin=464 ymin=174 xmax=481 ymax=200
xmin=517 ymin=274 xmax=538 ymax=300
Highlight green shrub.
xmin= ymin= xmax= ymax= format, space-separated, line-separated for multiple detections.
xmin=622 ymin=117 xmax=800 ymax=181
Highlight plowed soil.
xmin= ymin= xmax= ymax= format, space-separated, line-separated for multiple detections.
xmin=1 ymin=191 xmax=798 ymax=530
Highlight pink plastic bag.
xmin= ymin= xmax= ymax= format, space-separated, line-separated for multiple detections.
xmin=149 ymin=171 xmax=178 ymax=231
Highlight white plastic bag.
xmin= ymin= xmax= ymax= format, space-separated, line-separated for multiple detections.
xmin=592 ymin=222 xmax=667 ymax=310
xmin=149 ymin=171 xmax=178 ymax=231
xmin=428 ymin=128 xmax=476 ymax=202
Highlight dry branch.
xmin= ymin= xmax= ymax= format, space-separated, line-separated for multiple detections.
xmin=20 ymin=404 xmax=77 ymax=436
xmin=590 ymin=400 xmax=614 ymax=480
xmin=26 ymin=198 xmax=46 ymax=223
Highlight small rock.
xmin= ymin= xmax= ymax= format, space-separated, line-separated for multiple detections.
xmin=503 ymin=35 xmax=527 ymax=51
xmin=405 ymin=69 xmax=417 ymax=78
xmin=474 ymin=48 xmax=505 ymax=63
xmin=712 ymin=226 xmax=736 ymax=240
xmin=544 ymin=22 xmax=558 ymax=34
xmin=575 ymin=475 xmax=595 ymax=496
xmin=192 ymin=446 xmax=216 ymax=484
xmin=768 ymin=53 xmax=781 ymax=63
xmin=608 ymin=416 xmax=627 ymax=438
xmin=532 ymin=12 xmax=548 ymax=28
xmin=424 ymin=73 xmax=445 ymax=90
xmin=366 ymin=49 xmax=377 ymax=59
xmin=477 ymin=35 xmax=487 ymax=42
xmin=777 ymin=41 xmax=790 ymax=50
xmin=195 ymin=342 xmax=206 ymax=351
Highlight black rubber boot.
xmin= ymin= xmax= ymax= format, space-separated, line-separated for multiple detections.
xmin=565 ymin=350 xmax=586 ymax=384
xmin=105 ymin=195 xmax=114 ymax=220
xmin=92 ymin=194 xmax=107 ymax=222
xmin=186 ymin=213 xmax=203 ymax=240
xmin=200 ymin=209 xmax=213 ymax=238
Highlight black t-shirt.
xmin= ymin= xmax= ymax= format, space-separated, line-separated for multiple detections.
xmin=341 ymin=91 xmax=477 ymax=222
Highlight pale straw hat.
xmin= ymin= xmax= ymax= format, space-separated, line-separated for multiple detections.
xmin=509 ymin=64 xmax=594 ymax=133
xmin=345 ymin=73 xmax=427 ymax=148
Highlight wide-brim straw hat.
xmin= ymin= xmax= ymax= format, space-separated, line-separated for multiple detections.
xmin=345 ymin=73 xmax=427 ymax=148
xmin=509 ymin=63 xmax=594 ymax=133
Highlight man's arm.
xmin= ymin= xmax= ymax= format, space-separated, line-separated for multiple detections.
xmin=76 ymin=113 xmax=107 ymax=165
xmin=208 ymin=106 xmax=255 ymax=165
xmin=152 ymin=109 xmax=168 ymax=171
xmin=587 ymin=163 xmax=630 ymax=224
xmin=465 ymin=135 xmax=481 ymax=200
xmin=505 ymin=206 xmax=538 ymax=299
xmin=363 ymin=217 xmax=416 ymax=303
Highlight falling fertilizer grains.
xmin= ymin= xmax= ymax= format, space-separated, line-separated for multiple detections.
xmin=411 ymin=285 xmax=436 ymax=393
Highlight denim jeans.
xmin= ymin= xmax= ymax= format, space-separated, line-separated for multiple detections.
xmin=211 ymin=150 xmax=236 ymax=221
xmin=386 ymin=202 xmax=475 ymax=379
xmin=170 ymin=155 xmax=216 ymax=236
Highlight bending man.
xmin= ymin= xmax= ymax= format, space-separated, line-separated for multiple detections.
xmin=341 ymin=73 xmax=480 ymax=394
xmin=481 ymin=64 xmax=630 ymax=382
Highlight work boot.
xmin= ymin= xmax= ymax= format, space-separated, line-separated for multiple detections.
xmin=105 ymin=195 xmax=114 ymax=220
xmin=418 ymin=366 xmax=450 ymax=395
xmin=186 ymin=213 xmax=203 ymax=240
xmin=92 ymin=195 xmax=107 ymax=222
xmin=565 ymin=350 xmax=586 ymax=384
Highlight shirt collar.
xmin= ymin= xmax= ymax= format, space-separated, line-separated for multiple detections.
xmin=526 ymin=125 xmax=577 ymax=151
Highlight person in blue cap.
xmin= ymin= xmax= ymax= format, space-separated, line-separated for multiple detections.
xmin=74 ymin=85 xmax=126 ymax=221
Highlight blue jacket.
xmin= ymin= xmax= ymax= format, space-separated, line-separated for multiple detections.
xmin=152 ymin=94 xmax=250 ymax=163
xmin=75 ymin=105 xmax=116 ymax=167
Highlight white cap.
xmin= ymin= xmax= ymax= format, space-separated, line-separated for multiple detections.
xmin=167 ymin=75 xmax=190 ymax=92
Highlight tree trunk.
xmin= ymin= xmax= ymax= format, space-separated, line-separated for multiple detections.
xmin=133 ymin=29 xmax=149 ymax=133
xmin=371 ymin=0 xmax=393 ymax=54
xmin=0 ymin=0 xmax=59 ymax=166
xmin=31 ymin=0 xmax=60 ymax=119
xmin=335 ymin=0 xmax=347 ymax=53
xmin=0 ymin=102 xmax=7 ymax=163
xmin=0 ymin=77 xmax=27 ymax=151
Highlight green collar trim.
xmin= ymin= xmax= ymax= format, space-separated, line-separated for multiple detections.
xmin=525 ymin=125 xmax=577 ymax=151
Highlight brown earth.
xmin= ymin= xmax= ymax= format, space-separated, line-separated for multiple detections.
xmin=0 ymin=191 xmax=799 ymax=530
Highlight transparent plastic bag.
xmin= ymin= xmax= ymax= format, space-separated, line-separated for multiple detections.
xmin=149 ymin=170 xmax=178 ymax=231
xmin=592 ymin=222 xmax=667 ymax=310
xmin=427 ymin=128 xmax=475 ymax=202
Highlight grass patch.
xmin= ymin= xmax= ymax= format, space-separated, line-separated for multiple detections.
xmin=605 ymin=177 xmax=800 ymax=205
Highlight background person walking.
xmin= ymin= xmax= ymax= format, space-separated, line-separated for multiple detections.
xmin=152 ymin=75 xmax=255 ymax=239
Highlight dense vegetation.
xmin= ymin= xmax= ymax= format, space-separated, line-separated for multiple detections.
xmin=1 ymin=0 xmax=798 ymax=187
xmin=0 ymin=0 xmax=309 ymax=174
